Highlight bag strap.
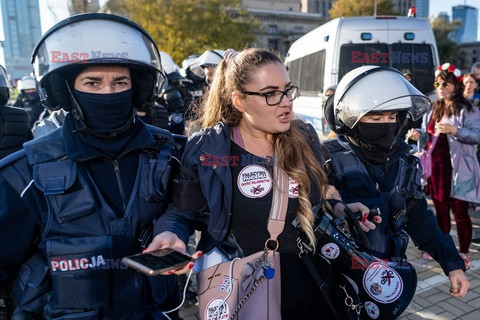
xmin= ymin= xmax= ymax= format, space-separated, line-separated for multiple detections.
xmin=296 ymin=205 xmax=342 ymax=320
xmin=267 ymin=164 xmax=288 ymax=241
xmin=300 ymin=254 xmax=342 ymax=320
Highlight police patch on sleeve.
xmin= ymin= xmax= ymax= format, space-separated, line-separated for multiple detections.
xmin=237 ymin=165 xmax=272 ymax=198
xmin=362 ymin=262 xmax=403 ymax=304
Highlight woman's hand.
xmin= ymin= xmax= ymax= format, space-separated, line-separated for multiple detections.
xmin=407 ymin=128 xmax=421 ymax=141
xmin=435 ymin=122 xmax=458 ymax=135
xmin=333 ymin=202 xmax=382 ymax=232
xmin=144 ymin=231 xmax=203 ymax=275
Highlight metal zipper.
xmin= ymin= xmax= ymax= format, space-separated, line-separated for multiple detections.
xmin=112 ymin=159 xmax=127 ymax=212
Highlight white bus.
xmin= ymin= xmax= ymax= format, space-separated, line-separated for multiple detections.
xmin=285 ymin=16 xmax=440 ymax=138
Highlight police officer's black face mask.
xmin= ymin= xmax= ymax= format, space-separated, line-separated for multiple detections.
xmin=355 ymin=121 xmax=399 ymax=150
xmin=24 ymin=91 xmax=40 ymax=102
xmin=73 ymin=89 xmax=133 ymax=133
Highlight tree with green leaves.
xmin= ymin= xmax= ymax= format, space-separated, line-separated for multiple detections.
xmin=430 ymin=16 xmax=461 ymax=63
xmin=105 ymin=0 xmax=258 ymax=64
xmin=329 ymin=0 xmax=396 ymax=19
xmin=70 ymin=0 xmax=100 ymax=15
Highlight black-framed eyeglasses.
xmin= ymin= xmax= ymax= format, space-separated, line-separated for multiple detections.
xmin=241 ymin=86 xmax=299 ymax=106
xmin=433 ymin=81 xmax=451 ymax=89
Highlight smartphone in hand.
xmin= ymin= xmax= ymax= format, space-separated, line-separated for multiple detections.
xmin=122 ymin=249 xmax=193 ymax=276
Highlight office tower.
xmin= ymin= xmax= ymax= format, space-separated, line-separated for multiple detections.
xmin=453 ymin=5 xmax=478 ymax=44
xmin=0 ymin=0 xmax=41 ymax=78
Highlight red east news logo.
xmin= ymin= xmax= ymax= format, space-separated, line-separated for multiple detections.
xmin=351 ymin=51 xmax=429 ymax=64
xmin=51 ymin=51 xmax=129 ymax=63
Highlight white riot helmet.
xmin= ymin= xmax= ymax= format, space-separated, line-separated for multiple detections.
xmin=331 ymin=66 xmax=430 ymax=131
xmin=160 ymin=51 xmax=183 ymax=80
xmin=194 ymin=50 xmax=225 ymax=68
xmin=159 ymin=51 xmax=178 ymax=74
xmin=31 ymin=13 xmax=167 ymax=112
xmin=18 ymin=76 xmax=37 ymax=91
xmin=181 ymin=54 xmax=204 ymax=83
xmin=181 ymin=55 xmax=199 ymax=72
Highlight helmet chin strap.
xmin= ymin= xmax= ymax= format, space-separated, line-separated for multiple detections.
xmin=65 ymin=80 xmax=136 ymax=139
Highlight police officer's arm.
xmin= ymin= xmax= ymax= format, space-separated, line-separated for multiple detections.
xmin=0 ymin=175 xmax=38 ymax=283
xmin=404 ymin=197 xmax=466 ymax=275
xmin=324 ymin=158 xmax=382 ymax=231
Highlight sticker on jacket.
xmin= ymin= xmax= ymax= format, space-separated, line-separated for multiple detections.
xmin=288 ymin=178 xmax=299 ymax=198
xmin=364 ymin=301 xmax=380 ymax=319
xmin=321 ymin=243 xmax=340 ymax=259
xmin=362 ymin=262 xmax=403 ymax=303
xmin=237 ymin=165 xmax=272 ymax=198
xmin=205 ymin=298 xmax=229 ymax=320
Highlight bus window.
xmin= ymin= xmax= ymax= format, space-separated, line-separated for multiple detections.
xmin=339 ymin=43 xmax=389 ymax=82
xmin=300 ymin=50 xmax=326 ymax=94
xmin=287 ymin=59 xmax=301 ymax=91
xmin=390 ymin=43 xmax=434 ymax=94
xmin=287 ymin=50 xmax=326 ymax=95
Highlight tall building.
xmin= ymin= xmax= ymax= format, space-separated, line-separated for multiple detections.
xmin=438 ymin=11 xmax=450 ymax=21
xmin=415 ymin=0 xmax=428 ymax=18
xmin=0 ymin=0 xmax=41 ymax=78
xmin=0 ymin=3 xmax=5 ymax=68
xmin=300 ymin=0 xmax=334 ymax=20
xmin=392 ymin=0 xmax=415 ymax=16
xmin=243 ymin=0 xmax=300 ymax=12
xmin=241 ymin=0 xmax=324 ymax=55
xmin=453 ymin=5 xmax=478 ymax=44
xmin=300 ymin=0 xmax=419 ymax=20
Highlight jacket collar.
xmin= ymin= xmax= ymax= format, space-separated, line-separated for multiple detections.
xmin=62 ymin=114 xmax=158 ymax=161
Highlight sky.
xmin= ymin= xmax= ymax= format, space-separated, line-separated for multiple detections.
xmin=39 ymin=0 xmax=480 ymax=39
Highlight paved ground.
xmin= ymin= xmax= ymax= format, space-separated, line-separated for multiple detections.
xmin=179 ymin=200 xmax=480 ymax=320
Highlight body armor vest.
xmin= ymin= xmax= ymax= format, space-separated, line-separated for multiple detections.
xmin=2 ymin=126 xmax=179 ymax=320
xmin=324 ymin=139 xmax=421 ymax=259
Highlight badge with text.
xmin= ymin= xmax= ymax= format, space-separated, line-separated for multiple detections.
xmin=288 ymin=178 xmax=299 ymax=198
xmin=362 ymin=262 xmax=403 ymax=303
xmin=205 ymin=298 xmax=229 ymax=320
xmin=321 ymin=243 xmax=340 ymax=260
xmin=237 ymin=165 xmax=272 ymax=198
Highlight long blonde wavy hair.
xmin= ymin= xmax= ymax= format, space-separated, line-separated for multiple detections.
xmin=190 ymin=48 xmax=328 ymax=250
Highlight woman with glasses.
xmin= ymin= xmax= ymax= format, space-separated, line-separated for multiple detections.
xmin=144 ymin=48 xmax=372 ymax=319
xmin=408 ymin=63 xmax=480 ymax=269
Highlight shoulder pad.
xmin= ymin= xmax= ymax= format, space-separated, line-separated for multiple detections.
xmin=23 ymin=128 xmax=65 ymax=165
xmin=0 ymin=149 xmax=28 ymax=170
xmin=322 ymin=138 xmax=346 ymax=154
xmin=146 ymin=124 xmax=173 ymax=141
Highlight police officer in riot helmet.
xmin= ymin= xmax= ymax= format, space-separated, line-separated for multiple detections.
xmin=14 ymin=75 xmax=46 ymax=128
xmin=323 ymin=66 xmax=469 ymax=299
xmin=156 ymin=52 xmax=194 ymax=135
xmin=0 ymin=65 xmax=33 ymax=159
xmin=195 ymin=49 xmax=225 ymax=85
xmin=0 ymin=13 xmax=199 ymax=319
xmin=181 ymin=54 xmax=205 ymax=93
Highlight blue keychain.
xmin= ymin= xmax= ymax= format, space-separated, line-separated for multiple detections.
xmin=263 ymin=265 xmax=275 ymax=279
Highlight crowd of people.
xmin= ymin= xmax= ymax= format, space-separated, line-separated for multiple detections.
xmin=0 ymin=12 xmax=479 ymax=320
